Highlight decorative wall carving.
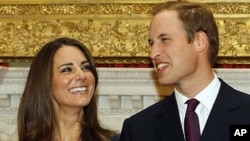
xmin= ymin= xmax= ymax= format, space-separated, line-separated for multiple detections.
xmin=0 ymin=1 xmax=250 ymax=64
xmin=0 ymin=66 xmax=250 ymax=140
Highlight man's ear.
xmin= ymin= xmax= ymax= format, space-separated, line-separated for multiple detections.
xmin=194 ymin=31 xmax=208 ymax=52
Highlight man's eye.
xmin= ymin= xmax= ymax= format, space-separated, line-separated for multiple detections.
xmin=148 ymin=39 xmax=154 ymax=46
xmin=161 ymin=38 xmax=168 ymax=42
xmin=61 ymin=67 xmax=72 ymax=73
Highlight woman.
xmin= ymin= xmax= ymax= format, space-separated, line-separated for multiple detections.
xmin=17 ymin=37 xmax=119 ymax=141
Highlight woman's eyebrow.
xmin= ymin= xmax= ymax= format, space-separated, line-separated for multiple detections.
xmin=81 ymin=60 xmax=89 ymax=65
xmin=57 ymin=60 xmax=89 ymax=69
xmin=57 ymin=62 xmax=73 ymax=69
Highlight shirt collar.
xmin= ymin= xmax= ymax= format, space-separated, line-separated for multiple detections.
xmin=175 ymin=72 xmax=221 ymax=112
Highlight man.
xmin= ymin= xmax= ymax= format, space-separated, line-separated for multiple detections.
xmin=120 ymin=1 xmax=250 ymax=141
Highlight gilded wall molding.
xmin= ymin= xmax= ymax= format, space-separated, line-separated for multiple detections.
xmin=0 ymin=1 xmax=250 ymax=64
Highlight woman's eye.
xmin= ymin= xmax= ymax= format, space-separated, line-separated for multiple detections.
xmin=61 ymin=67 xmax=72 ymax=73
xmin=82 ymin=65 xmax=91 ymax=71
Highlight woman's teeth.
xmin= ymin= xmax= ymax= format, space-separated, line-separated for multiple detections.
xmin=70 ymin=87 xmax=86 ymax=93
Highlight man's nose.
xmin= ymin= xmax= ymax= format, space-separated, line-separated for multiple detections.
xmin=150 ymin=44 xmax=160 ymax=60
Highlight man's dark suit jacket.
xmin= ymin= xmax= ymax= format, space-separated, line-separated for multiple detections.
xmin=120 ymin=79 xmax=250 ymax=141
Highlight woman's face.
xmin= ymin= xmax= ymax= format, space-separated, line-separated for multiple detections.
xmin=51 ymin=45 xmax=95 ymax=110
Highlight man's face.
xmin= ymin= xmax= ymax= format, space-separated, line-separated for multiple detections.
xmin=149 ymin=10 xmax=198 ymax=86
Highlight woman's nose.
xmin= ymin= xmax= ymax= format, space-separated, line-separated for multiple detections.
xmin=75 ymin=68 xmax=86 ymax=81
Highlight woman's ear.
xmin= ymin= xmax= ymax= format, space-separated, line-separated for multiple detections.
xmin=194 ymin=31 xmax=208 ymax=52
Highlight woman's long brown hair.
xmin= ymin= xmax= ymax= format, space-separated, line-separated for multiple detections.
xmin=17 ymin=37 xmax=116 ymax=141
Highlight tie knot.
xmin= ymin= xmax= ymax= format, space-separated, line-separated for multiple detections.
xmin=186 ymin=99 xmax=199 ymax=112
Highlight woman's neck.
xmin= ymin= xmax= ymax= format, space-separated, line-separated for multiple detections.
xmin=53 ymin=108 xmax=84 ymax=141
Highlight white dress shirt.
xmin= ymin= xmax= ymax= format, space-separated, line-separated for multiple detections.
xmin=175 ymin=72 xmax=221 ymax=134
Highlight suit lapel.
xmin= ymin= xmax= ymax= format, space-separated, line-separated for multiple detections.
xmin=155 ymin=94 xmax=185 ymax=141
xmin=153 ymin=79 xmax=240 ymax=141
xmin=201 ymin=79 xmax=240 ymax=141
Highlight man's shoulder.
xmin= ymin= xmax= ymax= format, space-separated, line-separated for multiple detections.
xmin=219 ymin=78 xmax=250 ymax=106
xmin=220 ymin=78 xmax=250 ymax=98
xmin=127 ymin=95 xmax=173 ymax=121
xmin=236 ymin=91 xmax=250 ymax=104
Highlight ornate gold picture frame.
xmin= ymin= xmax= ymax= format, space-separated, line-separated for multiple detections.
xmin=0 ymin=0 xmax=250 ymax=64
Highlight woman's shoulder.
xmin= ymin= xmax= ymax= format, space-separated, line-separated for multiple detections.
xmin=110 ymin=134 xmax=120 ymax=141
